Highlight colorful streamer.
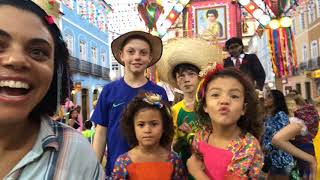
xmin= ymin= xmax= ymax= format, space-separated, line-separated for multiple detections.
xmin=267 ymin=27 xmax=297 ymax=77
xmin=267 ymin=29 xmax=279 ymax=77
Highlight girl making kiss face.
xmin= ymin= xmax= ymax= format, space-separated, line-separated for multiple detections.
xmin=204 ymin=76 xmax=245 ymax=130
xmin=187 ymin=65 xmax=263 ymax=180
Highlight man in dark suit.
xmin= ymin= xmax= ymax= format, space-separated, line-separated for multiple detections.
xmin=223 ymin=37 xmax=266 ymax=91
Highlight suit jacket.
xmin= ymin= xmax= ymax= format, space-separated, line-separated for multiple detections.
xmin=223 ymin=54 xmax=266 ymax=90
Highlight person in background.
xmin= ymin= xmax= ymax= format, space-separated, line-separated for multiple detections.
xmin=74 ymin=105 xmax=83 ymax=131
xmin=83 ymin=120 xmax=95 ymax=143
xmin=187 ymin=64 xmax=264 ymax=179
xmin=112 ymin=93 xmax=187 ymax=179
xmin=272 ymin=94 xmax=318 ymax=179
xmin=68 ymin=108 xmax=80 ymax=129
xmin=223 ymin=37 xmax=266 ymax=93
xmin=0 ymin=0 xmax=104 ymax=179
xmin=91 ymin=31 xmax=168 ymax=176
xmin=262 ymin=90 xmax=295 ymax=180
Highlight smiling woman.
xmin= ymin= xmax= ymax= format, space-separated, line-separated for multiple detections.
xmin=0 ymin=0 xmax=104 ymax=179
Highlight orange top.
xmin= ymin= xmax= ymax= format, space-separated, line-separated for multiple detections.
xmin=127 ymin=162 xmax=173 ymax=180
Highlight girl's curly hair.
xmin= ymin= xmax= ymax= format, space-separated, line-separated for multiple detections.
xmin=120 ymin=93 xmax=174 ymax=148
xmin=196 ymin=66 xmax=263 ymax=139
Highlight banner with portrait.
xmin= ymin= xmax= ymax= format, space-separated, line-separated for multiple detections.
xmin=195 ymin=6 xmax=227 ymax=40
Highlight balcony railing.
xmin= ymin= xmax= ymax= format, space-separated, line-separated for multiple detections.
xmin=69 ymin=56 xmax=110 ymax=80
xmin=306 ymin=56 xmax=320 ymax=71
xmin=92 ymin=64 xmax=102 ymax=77
xmin=299 ymin=62 xmax=308 ymax=71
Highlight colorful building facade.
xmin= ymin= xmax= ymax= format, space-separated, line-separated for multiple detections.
xmin=59 ymin=0 xmax=111 ymax=120
xmin=286 ymin=0 xmax=320 ymax=99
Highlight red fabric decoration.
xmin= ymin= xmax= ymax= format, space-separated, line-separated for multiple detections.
xmin=197 ymin=63 xmax=224 ymax=102
xmin=45 ymin=15 xmax=55 ymax=25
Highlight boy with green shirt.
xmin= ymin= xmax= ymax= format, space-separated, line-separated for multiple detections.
xmin=157 ymin=38 xmax=223 ymax=178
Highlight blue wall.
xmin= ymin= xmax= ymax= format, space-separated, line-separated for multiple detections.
xmin=60 ymin=1 xmax=110 ymax=118
xmin=61 ymin=2 xmax=110 ymax=67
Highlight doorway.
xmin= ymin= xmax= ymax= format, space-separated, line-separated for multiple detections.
xmin=81 ymin=88 xmax=88 ymax=121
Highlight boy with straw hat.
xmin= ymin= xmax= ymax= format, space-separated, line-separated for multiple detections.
xmin=157 ymin=38 xmax=223 ymax=178
xmin=91 ymin=31 xmax=168 ymax=176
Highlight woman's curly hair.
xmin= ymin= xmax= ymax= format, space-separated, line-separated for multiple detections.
xmin=196 ymin=66 xmax=263 ymax=139
xmin=120 ymin=93 xmax=174 ymax=148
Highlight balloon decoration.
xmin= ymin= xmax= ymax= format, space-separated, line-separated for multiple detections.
xmin=138 ymin=0 xmax=164 ymax=31
xmin=138 ymin=0 xmax=190 ymax=37
xmin=264 ymin=0 xmax=297 ymax=17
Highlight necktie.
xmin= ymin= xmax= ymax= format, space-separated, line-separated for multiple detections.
xmin=235 ymin=58 xmax=241 ymax=69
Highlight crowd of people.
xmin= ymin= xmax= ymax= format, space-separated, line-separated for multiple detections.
xmin=0 ymin=0 xmax=319 ymax=180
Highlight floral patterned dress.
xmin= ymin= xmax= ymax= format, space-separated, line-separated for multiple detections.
xmin=262 ymin=111 xmax=295 ymax=172
xmin=192 ymin=129 xmax=264 ymax=179
xmin=112 ymin=151 xmax=187 ymax=180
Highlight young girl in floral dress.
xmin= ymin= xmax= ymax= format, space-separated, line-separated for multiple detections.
xmin=112 ymin=93 xmax=187 ymax=179
xmin=187 ymin=64 xmax=264 ymax=180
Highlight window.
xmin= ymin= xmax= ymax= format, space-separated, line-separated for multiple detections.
xmin=300 ymin=12 xmax=306 ymax=30
xmin=64 ymin=33 xmax=73 ymax=56
xmin=101 ymin=50 xmax=106 ymax=64
xmin=308 ymin=0 xmax=316 ymax=23
xmin=80 ymin=40 xmax=86 ymax=60
xmin=311 ymin=40 xmax=318 ymax=59
xmin=303 ymin=45 xmax=308 ymax=62
xmin=112 ymin=63 xmax=119 ymax=71
xmin=91 ymin=47 xmax=97 ymax=64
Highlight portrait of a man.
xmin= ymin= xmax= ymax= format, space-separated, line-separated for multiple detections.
xmin=195 ymin=6 xmax=227 ymax=40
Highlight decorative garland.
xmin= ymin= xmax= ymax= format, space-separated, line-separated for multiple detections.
xmin=267 ymin=27 xmax=297 ymax=77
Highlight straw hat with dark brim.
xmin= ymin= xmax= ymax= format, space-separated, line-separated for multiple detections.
xmin=111 ymin=31 xmax=163 ymax=67
xmin=157 ymin=38 xmax=224 ymax=89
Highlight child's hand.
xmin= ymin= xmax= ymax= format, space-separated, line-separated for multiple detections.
xmin=187 ymin=154 xmax=209 ymax=180
xmin=178 ymin=116 xmax=192 ymax=133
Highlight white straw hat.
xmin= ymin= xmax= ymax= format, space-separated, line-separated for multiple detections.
xmin=156 ymin=38 xmax=224 ymax=89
